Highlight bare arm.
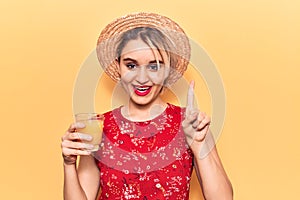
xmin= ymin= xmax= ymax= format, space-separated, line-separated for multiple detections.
xmin=62 ymin=123 xmax=100 ymax=200
xmin=193 ymin=132 xmax=233 ymax=200
xmin=182 ymin=81 xmax=233 ymax=199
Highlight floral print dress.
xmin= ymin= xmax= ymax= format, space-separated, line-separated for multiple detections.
xmin=94 ymin=104 xmax=194 ymax=199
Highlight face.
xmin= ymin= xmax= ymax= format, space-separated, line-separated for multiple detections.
xmin=118 ymin=38 xmax=170 ymax=106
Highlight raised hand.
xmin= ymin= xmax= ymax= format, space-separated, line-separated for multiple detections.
xmin=182 ymin=81 xmax=211 ymax=150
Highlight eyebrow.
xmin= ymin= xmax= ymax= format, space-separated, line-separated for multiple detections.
xmin=122 ymin=57 xmax=164 ymax=64
xmin=122 ymin=58 xmax=137 ymax=63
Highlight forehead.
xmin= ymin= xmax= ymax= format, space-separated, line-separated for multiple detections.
xmin=120 ymin=39 xmax=163 ymax=61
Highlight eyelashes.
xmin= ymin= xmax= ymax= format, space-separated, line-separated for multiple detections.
xmin=126 ymin=63 xmax=137 ymax=70
xmin=125 ymin=63 xmax=163 ymax=71
xmin=148 ymin=64 xmax=160 ymax=71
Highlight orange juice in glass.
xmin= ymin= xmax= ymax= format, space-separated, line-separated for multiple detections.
xmin=75 ymin=113 xmax=104 ymax=152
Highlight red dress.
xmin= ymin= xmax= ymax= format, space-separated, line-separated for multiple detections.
xmin=94 ymin=104 xmax=194 ymax=200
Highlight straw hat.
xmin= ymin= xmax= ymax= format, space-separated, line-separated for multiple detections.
xmin=96 ymin=12 xmax=191 ymax=86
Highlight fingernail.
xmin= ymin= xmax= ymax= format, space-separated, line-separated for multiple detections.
xmin=191 ymin=111 xmax=198 ymax=116
xmin=76 ymin=122 xmax=85 ymax=128
xmin=76 ymin=133 xmax=92 ymax=141
xmin=85 ymin=144 xmax=94 ymax=149
xmin=86 ymin=135 xmax=93 ymax=141
xmin=71 ymin=133 xmax=78 ymax=138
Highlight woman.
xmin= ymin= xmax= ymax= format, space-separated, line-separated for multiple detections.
xmin=61 ymin=12 xmax=233 ymax=200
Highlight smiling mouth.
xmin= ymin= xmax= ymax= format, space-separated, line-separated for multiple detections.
xmin=133 ymin=85 xmax=152 ymax=96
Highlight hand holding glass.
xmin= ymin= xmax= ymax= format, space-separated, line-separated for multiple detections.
xmin=75 ymin=113 xmax=104 ymax=152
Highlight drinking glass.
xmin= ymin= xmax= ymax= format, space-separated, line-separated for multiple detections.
xmin=75 ymin=113 xmax=104 ymax=152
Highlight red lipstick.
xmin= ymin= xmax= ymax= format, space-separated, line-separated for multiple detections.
xmin=133 ymin=85 xmax=152 ymax=96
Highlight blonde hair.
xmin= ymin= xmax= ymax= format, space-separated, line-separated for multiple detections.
xmin=116 ymin=27 xmax=178 ymax=84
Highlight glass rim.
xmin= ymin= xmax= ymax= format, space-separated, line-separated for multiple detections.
xmin=75 ymin=112 xmax=100 ymax=117
xmin=75 ymin=113 xmax=104 ymax=121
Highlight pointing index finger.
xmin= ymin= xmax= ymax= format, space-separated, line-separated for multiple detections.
xmin=186 ymin=80 xmax=195 ymax=113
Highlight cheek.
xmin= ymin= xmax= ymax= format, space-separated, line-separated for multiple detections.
xmin=120 ymin=78 xmax=133 ymax=94
xmin=120 ymin=69 xmax=137 ymax=83
xmin=149 ymin=74 xmax=164 ymax=84
xmin=149 ymin=68 xmax=169 ymax=85
xmin=120 ymin=71 xmax=138 ymax=93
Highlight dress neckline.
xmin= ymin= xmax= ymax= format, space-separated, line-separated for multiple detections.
xmin=114 ymin=103 xmax=171 ymax=124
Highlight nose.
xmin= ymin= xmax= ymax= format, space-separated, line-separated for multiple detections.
xmin=136 ymin=66 xmax=149 ymax=85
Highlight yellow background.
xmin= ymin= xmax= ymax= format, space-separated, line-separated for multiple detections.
xmin=0 ymin=0 xmax=299 ymax=199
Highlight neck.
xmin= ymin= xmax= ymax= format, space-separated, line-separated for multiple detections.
xmin=122 ymin=97 xmax=167 ymax=121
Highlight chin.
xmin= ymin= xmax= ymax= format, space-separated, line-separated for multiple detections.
xmin=125 ymin=85 xmax=162 ymax=106
xmin=130 ymin=96 xmax=154 ymax=106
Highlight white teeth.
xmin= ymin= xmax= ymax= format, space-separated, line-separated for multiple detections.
xmin=134 ymin=86 xmax=150 ymax=92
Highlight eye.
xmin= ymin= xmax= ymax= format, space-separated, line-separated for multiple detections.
xmin=147 ymin=64 xmax=160 ymax=71
xmin=126 ymin=63 xmax=137 ymax=70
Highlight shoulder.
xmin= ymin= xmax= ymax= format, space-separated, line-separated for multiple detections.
xmin=102 ymin=106 xmax=122 ymax=118
xmin=166 ymin=103 xmax=186 ymax=117
xmin=101 ymin=106 xmax=123 ymax=127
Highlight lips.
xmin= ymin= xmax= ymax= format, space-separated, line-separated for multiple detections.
xmin=133 ymin=85 xmax=152 ymax=96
